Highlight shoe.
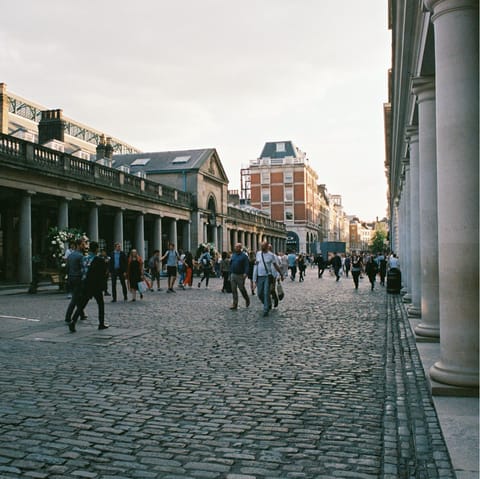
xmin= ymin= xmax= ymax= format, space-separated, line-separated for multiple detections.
xmin=171 ymin=288 xmax=176 ymax=293
xmin=130 ymin=299 xmax=136 ymax=302
xmin=263 ymin=311 xmax=269 ymax=317
xmin=246 ymin=298 xmax=250 ymax=307
xmin=65 ymin=318 xmax=71 ymax=323
xmin=80 ymin=315 xmax=88 ymax=321
xmin=205 ymin=286 xmax=209 ymax=289
xmin=167 ymin=289 xmax=171 ymax=293
xmin=98 ymin=324 xmax=110 ymax=330
xmin=69 ymin=321 xmax=76 ymax=333
xmin=229 ymin=305 xmax=238 ymax=310
xmin=157 ymin=288 xmax=162 ymax=291
xmin=111 ymin=299 xmax=117 ymax=303
xmin=140 ymin=293 xmax=143 ymax=299
xmin=150 ymin=289 xmax=154 ymax=292
xmin=198 ymin=282 xmax=201 ymax=288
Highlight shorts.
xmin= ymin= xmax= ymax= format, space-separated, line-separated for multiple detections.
xmin=167 ymin=266 xmax=177 ymax=278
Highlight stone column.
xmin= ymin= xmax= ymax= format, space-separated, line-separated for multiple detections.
xmin=405 ymin=126 xmax=421 ymax=317
xmin=153 ymin=216 xmax=162 ymax=253
xmin=412 ymin=77 xmax=440 ymax=339
xmin=401 ymin=161 xmax=411 ymax=299
xmin=113 ymin=209 xmax=124 ymax=248
xmin=0 ymin=83 xmax=8 ymax=134
xmin=217 ymin=224 xmax=223 ymax=252
xmin=425 ymin=0 xmax=479 ymax=387
xmin=135 ymin=214 xmax=145 ymax=260
xmin=58 ymin=199 xmax=69 ymax=230
xmin=170 ymin=219 xmax=178 ymax=248
xmin=88 ymin=205 xmax=99 ymax=242
xmin=19 ymin=192 xmax=33 ymax=283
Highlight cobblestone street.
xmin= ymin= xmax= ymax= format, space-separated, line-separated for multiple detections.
xmin=0 ymin=270 xmax=455 ymax=479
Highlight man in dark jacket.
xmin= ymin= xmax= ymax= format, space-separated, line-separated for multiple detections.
xmin=331 ymin=252 xmax=342 ymax=282
xmin=109 ymin=242 xmax=128 ymax=302
xmin=65 ymin=237 xmax=88 ymax=323
xmin=69 ymin=241 xmax=109 ymax=332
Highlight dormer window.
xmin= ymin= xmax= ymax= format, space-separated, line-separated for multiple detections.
xmin=276 ymin=142 xmax=286 ymax=152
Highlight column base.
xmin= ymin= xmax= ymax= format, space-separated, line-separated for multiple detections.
xmin=407 ymin=305 xmax=421 ymax=318
xmin=430 ymin=360 xmax=479 ymax=389
xmin=415 ymin=322 xmax=440 ymax=340
xmin=402 ymin=293 xmax=412 ymax=303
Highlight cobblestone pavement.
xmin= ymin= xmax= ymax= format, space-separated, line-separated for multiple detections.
xmin=0 ymin=270 xmax=455 ymax=479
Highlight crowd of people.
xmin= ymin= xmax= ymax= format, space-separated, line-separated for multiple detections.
xmin=63 ymin=238 xmax=401 ymax=331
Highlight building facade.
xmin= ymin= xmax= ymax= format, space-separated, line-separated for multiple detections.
xmin=385 ymin=0 xmax=478 ymax=388
xmin=249 ymin=141 xmax=324 ymax=254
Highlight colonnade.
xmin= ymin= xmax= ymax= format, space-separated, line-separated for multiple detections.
xmin=226 ymin=228 xmax=286 ymax=253
xmin=392 ymin=0 xmax=478 ymax=388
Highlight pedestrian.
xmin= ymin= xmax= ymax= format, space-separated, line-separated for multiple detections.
xmin=377 ymin=253 xmax=387 ymax=286
xmin=253 ymin=241 xmax=284 ymax=317
xmin=148 ymin=250 xmax=162 ymax=291
xmin=109 ymin=242 xmax=128 ymax=302
xmin=197 ymin=247 xmax=213 ymax=289
xmin=64 ymin=240 xmax=76 ymax=299
xmin=99 ymin=249 xmax=111 ymax=296
xmin=183 ymin=251 xmax=194 ymax=288
xmin=161 ymin=243 xmax=180 ymax=293
xmin=287 ymin=250 xmax=297 ymax=280
xmin=351 ymin=254 xmax=363 ymax=290
xmin=126 ymin=249 xmax=144 ymax=301
xmin=64 ymin=237 xmax=88 ymax=324
xmin=220 ymin=251 xmax=232 ymax=293
xmin=229 ymin=243 xmax=250 ymax=309
xmin=298 ymin=254 xmax=306 ymax=282
xmin=331 ymin=252 xmax=342 ymax=282
xmin=68 ymin=241 xmax=109 ymax=332
xmin=277 ymin=251 xmax=289 ymax=278
xmin=268 ymin=244 xmax=281 ymax=308
xmin=365 ymin=255 xmax=378 ymax=291
xmin=315 ymin=253 xmax=326 ymax=278
xmin=344 ymin=255 xmax=351 ymax=278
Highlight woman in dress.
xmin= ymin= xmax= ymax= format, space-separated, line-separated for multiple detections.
xmin=127 ymin=249 xmax=144 ymax=301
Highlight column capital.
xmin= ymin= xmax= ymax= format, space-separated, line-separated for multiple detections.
xmin=424 ymin=0 xmax=478 ymax=21
xmin=405 ymin=125 xmax=419 ymax=143
xmin=411 ymin=76 xmax=436 ymax=102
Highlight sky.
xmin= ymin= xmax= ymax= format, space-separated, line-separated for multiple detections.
xmin=1 ymin=1 xmax=391 ymax=221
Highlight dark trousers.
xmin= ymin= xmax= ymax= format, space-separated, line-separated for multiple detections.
xmin=65 ymin=278 xmax=85 ymax=321
xmin=352 ymin=270 xmax=361 ymax=289
xmin=111 ymin=270 xmax=127 ymax=300
xmin=72 ymin=291 xmax=105 ymax=326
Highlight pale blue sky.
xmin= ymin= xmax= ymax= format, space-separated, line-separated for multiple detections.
xmin=1 ymin=0 xmax=391 ymax=220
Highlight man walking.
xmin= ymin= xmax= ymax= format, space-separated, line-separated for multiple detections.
xmin=331 ymin=252 xmax=342 ymax=282
xmin=161 ymin=243 xmax=179 ymax=292
xmin=253 ymin=241 xmax=284 ymax=317
xmin=229 ymin=243 xmax=250 ymax=310
xmin=65 ymin=237 xmax=88 ymax=324
xmin=109 ymin=242 xmax=128 ymax=302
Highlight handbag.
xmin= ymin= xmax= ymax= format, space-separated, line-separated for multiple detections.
xmin=137 ymin=280 xmax=148 ymax=294
xmin=277 ymin=282 xmax=284 ymax=301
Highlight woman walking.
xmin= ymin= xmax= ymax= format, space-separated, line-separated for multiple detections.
xmin=127 ymin=249 xmax=144 ymax=301
xmin=351 ymin=254 xmax=363 ymax=290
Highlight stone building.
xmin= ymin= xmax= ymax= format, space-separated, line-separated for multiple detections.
xmin=385 ymin=0 xmax=478 ymax=389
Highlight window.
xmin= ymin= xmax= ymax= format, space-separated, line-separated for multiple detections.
xmin=284 ymin=170 xmax=293 ymax=183
xmin=284 ymin=186 xmax=293 ymax=202
xmin=131 ymin=158 xmax=150 ymax=166
xmin=276 ymin=142 xmax=286 ymax=152
xmin=285 ymin=209 xmax=293 ymax=221
xmin=261 ymin=171 xmax=270 ymax=184
xmin=262 ymin=188 xmax=270 ymax=203
xmin=172 ymin=155 xmax=191 ymax=164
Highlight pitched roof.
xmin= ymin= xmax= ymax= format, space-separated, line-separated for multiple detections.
xmin=111 ymin=149 xmax=216 ymax=174
xmin=259 ymin=141 xmax=301 ymax=159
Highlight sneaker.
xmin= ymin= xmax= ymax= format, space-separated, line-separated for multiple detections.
xmin=98 ymin=324 xmax=110 ymax=330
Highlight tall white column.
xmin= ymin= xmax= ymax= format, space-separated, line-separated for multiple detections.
xmin=170 ymin=219 xmax=178 ymax=248
xmin=401 ymin=161 xmax=411 ymax=298
xmin=187 ymin=221 xmax=192 ymax=252
xmin=88 ymin=205 xmax=99 ymax=242
xmin=135 ymin=214 xmax=145 ymax=260
xmin=425 ymin=0 xmax=479 ymax=387
xmin=114 ymin=209 xmax=124 ymax=248
xmin=58 ymin=199 xmax=69 ymax=230
xmin=19 ymin=193 xmax=33 ymax=283
xmin=153 ymin=216 xmax=162 ymax=253
xmin=405 ymin=127 xmax=421 ymax=316
xmin=412 ymin=77 xmax=440 ymax=338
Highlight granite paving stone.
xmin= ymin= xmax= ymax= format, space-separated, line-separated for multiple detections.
xmin=0 ymin=272 xmax=456 ymax=478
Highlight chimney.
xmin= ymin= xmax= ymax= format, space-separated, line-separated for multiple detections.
xmin=96 ymin=134 xmax=106 ymax=159
xmin=38 ymin=109 xmax=65 ymax=144
xmin=104 ymin=137 xmax=114 ymax=159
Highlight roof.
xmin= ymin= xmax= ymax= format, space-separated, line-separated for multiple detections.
xmin=259 ymin=141 xmax=301 ymax=159
xmin=111 ymin=149 xmax=217 ymax=174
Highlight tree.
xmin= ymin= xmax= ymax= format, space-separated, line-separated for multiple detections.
xmin=369 ymin=230 xmax=387 ymax=253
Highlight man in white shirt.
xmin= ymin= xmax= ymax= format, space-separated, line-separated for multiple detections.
xmin=253 ymin=241 xmax=284 ymax=317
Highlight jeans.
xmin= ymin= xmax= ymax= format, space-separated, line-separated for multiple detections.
xmin=111 ymin=270 xmax=127 ymax=300
xmin=256 ymin=275 xmax=271 ymax=313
